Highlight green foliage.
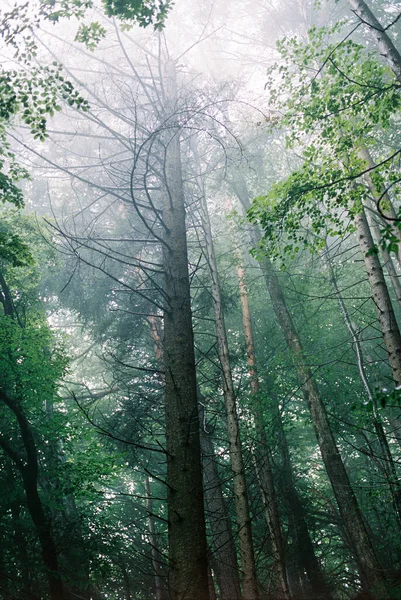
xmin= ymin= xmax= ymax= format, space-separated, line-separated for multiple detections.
xmin=0 ymin=3 xmax=90 ymax=207
xmin=0 ymin=0 xmax=172 ymax=210
xmin=75 ymin=21 xmax=107 ymax=49
xmin=0 ymin=313 xmax=67 ymax=402
xmin=250 ymin=23 xmax=401 ymax=260
xmin=101 ymin=0 xmax=172 ymax=30
xmin=0 ymin=229 xmax=33 ymax=267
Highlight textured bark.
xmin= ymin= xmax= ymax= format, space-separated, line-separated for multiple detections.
xmin=355 ymin=207 xmax=401 ymax=387
xmin=233 ymin=186 xmax=389 ymax=597
xmin=367 ymin=212 xmax=401 ymax=310
xmin=232 ymin=239 xmax=290 ymax=600
xmin=197 ymin=166 xmax=258 ymax=599
xmin=161 ymin=62 xmax=209 ymax=600
xmin=347 ymin=0 xmax=401 ymax=84
xmin=200 ymin=430 xmax=242 ymax=600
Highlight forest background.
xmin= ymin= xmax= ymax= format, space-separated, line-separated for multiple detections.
xmin=1 ymin=0 xmax=401 ymax=599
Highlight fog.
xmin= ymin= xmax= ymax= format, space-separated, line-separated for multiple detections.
xmin=1 ymin=1 xmax=401 ymax=599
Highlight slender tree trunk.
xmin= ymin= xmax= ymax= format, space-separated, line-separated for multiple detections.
xmin=232 ymin=184 xmax=389 ymax=597
xmin=232 ymin=229 xmax=329 ymax=598
xmin=347 ymin=0 xmax=401 ymax=84
xmin=232 ymin=237 xmax=290 ymax=600
xmin=196 ymin=165 xmax=258 ymax=599
xmin=161 ymin=62 xmax=209 ymax=600
xmin=200 ymin=429 xmax=242 ymax=600
xmin=259 ymin=254 xmax=387 ymax=596
xmin=355 ymin=206 xmax=401 ymax=387
xmin=366 ymin=207 xmax=401 ymax=310
xmin=326 ymin=247 xmax=401 ymax=529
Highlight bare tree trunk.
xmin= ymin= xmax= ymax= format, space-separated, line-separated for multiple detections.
xmin=150 ymin=297 xmax=241 ymax=600
xmin=161 ymin=61 xmax=209 ymax=600
xmin=355 ymin=206 xmax=401 ymax=387
xmin=232 ymin=184 xmax=389 ymax=597
xmin=347 ymin=0 xmax=401 ymax=84
xmin=259 ymin=256 xmax=387 ymax=596
xmin=232 ymin=238 xmax=290 ymax=600
xmin=197 ymin=186 xmax=259 ymax=600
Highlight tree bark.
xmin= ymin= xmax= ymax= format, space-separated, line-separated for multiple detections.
xmin=197 ymin=181 xmax=259 ymax=600
xmin=161 ymin=61 xmax=209 ymax=600
xmin=232 ymin=238 xmax=290 ymax=600
xmin=355 ymin=206 xmax=401 ymax=387
xmin=347 ymin=0 xmax=401 ymax=84
xmin=231 ymin=224 xmax=330 ymax=598
xmin=366 ymin=207 xmax=401 ymax=311
xmin=359 ymin=146 xmax=401 ymax=265
xmin=275 ymin=409 xmax=332 ymax=600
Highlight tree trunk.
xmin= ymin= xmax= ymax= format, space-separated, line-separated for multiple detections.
xmin=161 ymin=61 xmax=209 ymax=600
xmin=200 ymin=429 xmax=242 ymax=600
xmin=22 ymin=465 xmax=64 ymax=600
xmin=148 ymin=303 xmax=241 ymax=600
xmin=326 ymin=247 xmax=401 ymax=530
xmin=232 ymin=184 xmax=389 ymax=597
xmin=232 ymin=238 xmax=290 ymax=600
xmin=347 ymin=0 xmax=401 ymax=84
xmin=355 ymin=206 xmax=401 ymax=387
xmin=366 ymin=207 xmax=401 ymax=311
xmin=196 ymin=160 xmax=258 ymax=599
xmin=232 ymin=226 xmax=329 ymax=599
